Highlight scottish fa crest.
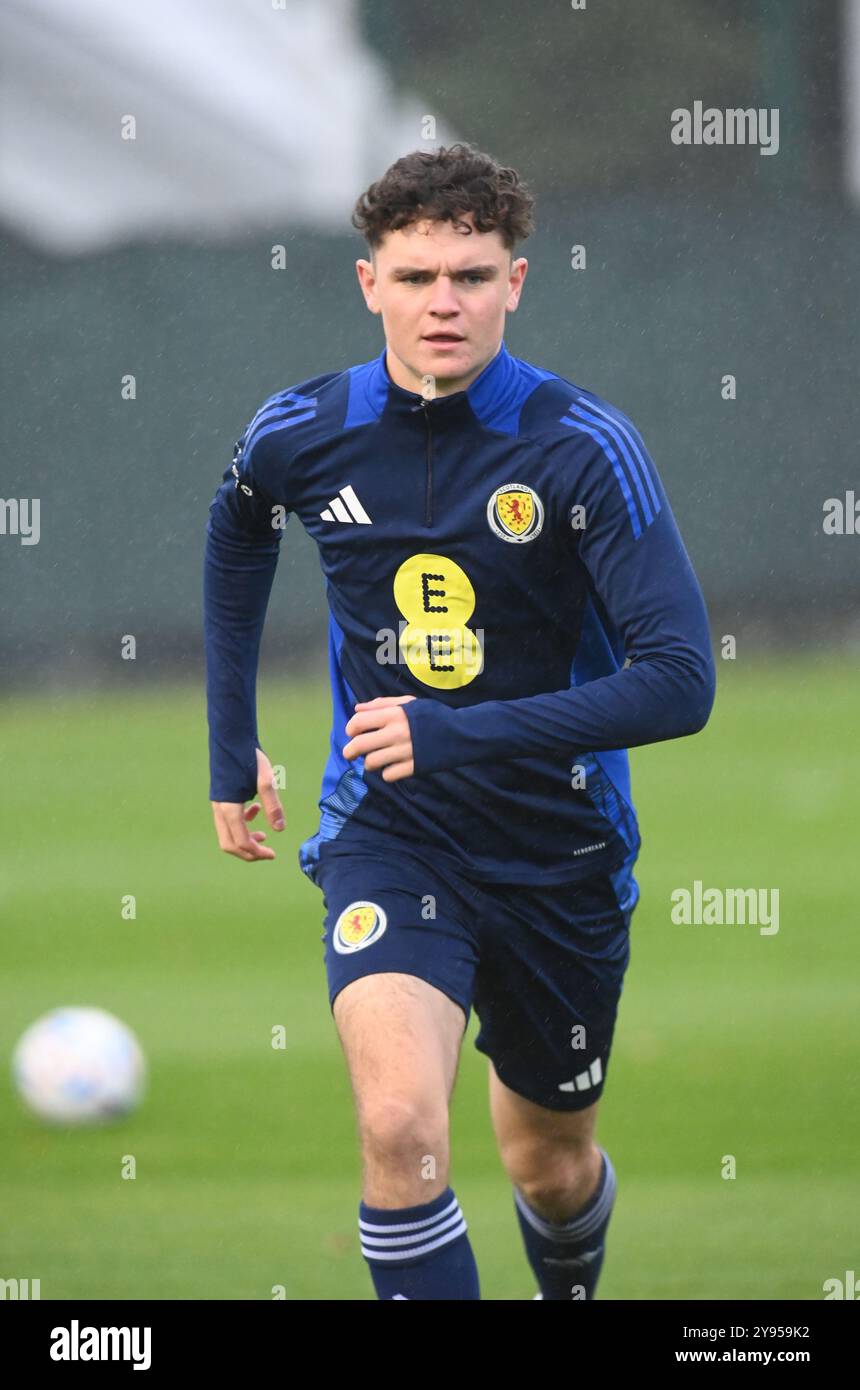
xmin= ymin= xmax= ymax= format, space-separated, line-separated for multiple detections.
xmin=333 ymin=901 xmax=388 ymax=955
xmin=486 ymin=482 xmax=544 ymax=543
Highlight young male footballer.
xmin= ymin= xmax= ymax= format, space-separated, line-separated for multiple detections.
xmin=204 ymin=143 xmax=715 ymax=1300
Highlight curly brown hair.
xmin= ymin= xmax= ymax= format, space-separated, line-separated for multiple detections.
xmin=352 ymin=143 xmax=536 ymax=254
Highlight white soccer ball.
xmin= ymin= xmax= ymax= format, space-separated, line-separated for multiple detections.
xmin=12 ymin=1007 xmax=146 ymax=1125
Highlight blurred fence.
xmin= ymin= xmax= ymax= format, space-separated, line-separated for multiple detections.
xmin=2 ymin=192 xmax=858 ymax=690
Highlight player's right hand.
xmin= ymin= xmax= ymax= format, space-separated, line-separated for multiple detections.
xmin=211 ymin=747 xmax=285 ymax=862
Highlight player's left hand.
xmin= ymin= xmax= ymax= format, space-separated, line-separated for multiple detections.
xmin=343 ymin=696 xmax=417 ymax=782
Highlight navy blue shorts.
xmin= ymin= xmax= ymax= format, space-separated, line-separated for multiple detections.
xmin=304 ymin=828 xmax=638 ymax=1112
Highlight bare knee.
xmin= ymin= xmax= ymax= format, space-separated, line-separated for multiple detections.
xmin=505 ymin=1137 xmax=602 ymax=1223
xmin=359 ymin=1094 xmax=448 ymax=1166
xmin=358 ymin=1094 xmax=450 ymax=1205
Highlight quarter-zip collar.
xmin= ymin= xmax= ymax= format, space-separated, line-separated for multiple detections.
xmin=343 ymin=336 xmax=552 ymax=433
xmin=346 ymin=340 xmax=531 ymax=529
xmin=372 ymin=345 xmax=513 ymax=530
xmin=370 ymin=339 xmax=519 ymax=427
xmin=345 ymin=337 xmax=556 ymax=436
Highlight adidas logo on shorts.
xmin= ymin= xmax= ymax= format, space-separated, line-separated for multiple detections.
xmin=558 ymin=1056 xmax=603 ymax=1093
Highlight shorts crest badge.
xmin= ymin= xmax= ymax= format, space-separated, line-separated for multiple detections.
xmin=333 ymin=901 xmax=388 ymax=954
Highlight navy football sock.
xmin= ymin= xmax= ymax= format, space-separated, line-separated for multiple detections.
xmin=359 ymin=1186 xmax=480 ymax=1300
xmin=514 ymin=1147 xmax=617 ymax=1300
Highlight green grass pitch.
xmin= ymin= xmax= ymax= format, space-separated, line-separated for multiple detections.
xmin=0 ymin=654 xmax=857 ymax=1299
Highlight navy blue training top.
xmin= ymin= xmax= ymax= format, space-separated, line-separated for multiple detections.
xmin=203 ymin=340 xmax=715 ymax=886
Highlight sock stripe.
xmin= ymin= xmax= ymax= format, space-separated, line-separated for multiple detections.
xmin=360 ymin=1207 xmax=466 ymax=1252
xmin=360 ymin=1215 xmax=468 ymax=1263
xmin=516 ymin=1172 xmax=614 ymax=1244
xmin=358 ymin=1192 xmax=470 ymax=1266
xmin=359 ymin=1192 xmax=460 ymax=1236
xmin=514 ymin=1149 xmax=616 ymax=1244
xmin=358 ymin=1186 xmax=480 ymax=1297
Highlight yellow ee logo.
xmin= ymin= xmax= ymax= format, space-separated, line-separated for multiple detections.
xmin=393 ymin=553 xmax=484 ymax=689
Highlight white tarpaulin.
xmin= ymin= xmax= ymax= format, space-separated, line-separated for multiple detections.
xmin=0 ymin=0 xmax=456 ymax=254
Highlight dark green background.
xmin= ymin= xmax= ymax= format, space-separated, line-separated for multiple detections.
xmin=1 ymin=0 xmax=856 ymax=688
